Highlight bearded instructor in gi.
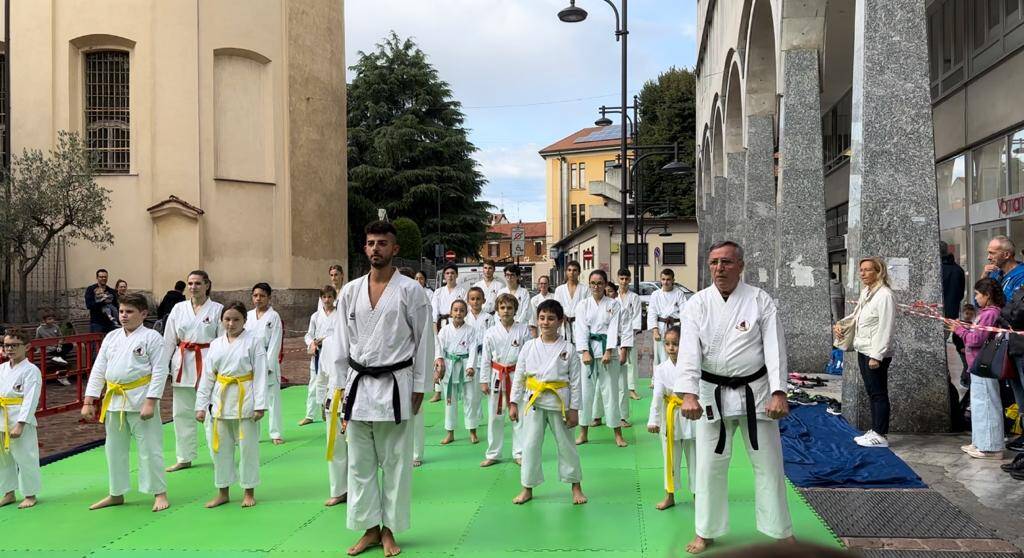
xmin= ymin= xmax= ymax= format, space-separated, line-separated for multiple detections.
xmin=675 ymin=241 xmax=794 ymax=554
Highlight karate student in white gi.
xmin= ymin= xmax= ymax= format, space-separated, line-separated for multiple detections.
xmin=479 ymin=293 xmax=532 ymax=467
xmin=398 ymin=268 xmax=434 ymax=468
xmin=82 ymin=295 xmax=169 ymax=512
xmin=163 ymin=270 xmax=223 ymax=472
xmin=247 ymin=283 xmax=284 ymax=445
xmin=328 ymin=220 xmax=431 ymax=557
xmin=473 ymin=259 xmax=504 ymax=315
xmin=195 ymin=301 xmax=268 ymax=509
xmin=676 ymin=241 xmax=794 ymax=554
xmin=499 ymin=265 xmax=534 ymax=330
xmin=303 ymin=285 xmax=337 ymax=426
xmin=648 ymin=269 xmax=687 ymax=367
xmin=319 ymin=264 xmax=346 ymax=312
xmin=529 ymin=275 xmax=554 ymax=333
xmin=465 ymin=287 xmax=494 ymax=347
xmin=0 ymin=328 xmax=42 ymax=509
xmin=415 ymin=270 xmax=433 ymax=300
xmin=617 ymin=268 xmax=644 ymax=403
xmin=646 ymin=326 xmax=695 ymax=511
xmin=575 ymin=270 xmax=630 ymax=447
xmin=590 ymin=284 xmax=622 ymax=428
xmin=434 ymin=299 xmax=480 ymax=445
xmin=554 ymin=260 xmax=588 ymax=342
xmin=430 ymin=264 xmax=466 ymax=403
xmin=509 ymin=299 xmax=586 ymax=505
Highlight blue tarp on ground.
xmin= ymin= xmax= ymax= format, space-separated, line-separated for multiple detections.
xmin=780 ymin=404 xmax=927 ymax=489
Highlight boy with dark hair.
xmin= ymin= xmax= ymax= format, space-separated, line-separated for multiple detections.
xmin=0 ymin=327 xmax=42 ymax=509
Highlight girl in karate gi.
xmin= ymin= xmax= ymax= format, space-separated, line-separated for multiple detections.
xmin=195 ymin=302 xmax=268 ymax=508
xmin=646 ymin=326 xmax=696 ymax=510
xmin=246 ymin=283 xmax=284 ymax=445
xmin=82 ymin=294 xmax=170 ymax=512
xmin=479 ymin=293 xmax=532 ymax=467
xmin=434 ymin=299 xmax=479 ymax=445
xmin=163 ymin=270 xmax=223 ymax=472
xmin=509 ymin=299 xmax=586 ymax=505
xmin=302 ymin=285 xmax=337 ymax=426
xmin=0 ymin=328 xmax=41 ymax=509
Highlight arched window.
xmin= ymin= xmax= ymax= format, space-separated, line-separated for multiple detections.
xmin=83 ymin=50 xmax=130 ymax=173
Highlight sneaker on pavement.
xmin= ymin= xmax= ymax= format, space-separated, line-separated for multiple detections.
xmin=856 ymin=431 xmax=889 ymax=448
xmin=51 ymin=356 xmax=68 ymax=365
xmin=965 ymin=446 xmax=1003 ymax=459
xmin=57 ymin=377 xmax=71 ymax=386
xmin=961 ymin=444 xmax=978 ymax=454
xmin=854 ymin=430 xmax=875 ymax=444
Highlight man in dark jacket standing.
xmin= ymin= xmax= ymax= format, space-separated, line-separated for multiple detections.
xmin=940 ymin=242 xmax=965 ymax=323
xmin=84 ymin=268 xmax=119 ymax=333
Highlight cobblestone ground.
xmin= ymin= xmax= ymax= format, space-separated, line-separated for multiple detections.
xmin=36 ymin=337 xmax=313 ymax=460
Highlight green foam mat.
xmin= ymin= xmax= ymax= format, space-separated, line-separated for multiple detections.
xmin=4 ymin=385 xmax=841 ymax=556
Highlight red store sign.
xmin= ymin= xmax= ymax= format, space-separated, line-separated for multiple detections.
xmin=999 ymin=193 xmax=1024 ymax=218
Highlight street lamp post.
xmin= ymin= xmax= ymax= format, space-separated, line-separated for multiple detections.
xmin=559 ymin=0 xmax=629 ymax=271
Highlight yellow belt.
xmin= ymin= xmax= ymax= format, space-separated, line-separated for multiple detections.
xmin=212 ymin=373 xmax=254 ymax=453
xmin=664 ymin=394 xmax=686 ymax=494
xmin=0 ymin=397 xmax=24 ymax=451
xmin=99 ymin=375 xmax=153 ymax=430
xmin=523 ymin=376 xmax=569 ymax=419
xmin=326 ymin=388 xmax=344 ymax=461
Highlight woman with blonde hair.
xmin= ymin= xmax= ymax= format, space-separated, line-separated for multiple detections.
xmin=834 ymin=257 xmax=896 ymax=448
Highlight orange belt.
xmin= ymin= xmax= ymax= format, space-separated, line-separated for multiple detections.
xmin=176 ymin=342 xmax=211 ymax=386
xmin=491 ymin=361 xmax=516 ymax=415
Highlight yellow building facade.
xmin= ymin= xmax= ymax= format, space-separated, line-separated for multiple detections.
xmin=2 ymin=0 xmax=346 ymax=325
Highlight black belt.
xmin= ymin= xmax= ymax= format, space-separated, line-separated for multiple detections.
xmin=700 ymin=366 xmax=768 ymax=454
xmin=657 ymin=317 xmax=679 ymax=325
xmin=313 ymin=346 xmax=321 ymax=375
xmin=342 ymin=357 xmax=414 ymax=424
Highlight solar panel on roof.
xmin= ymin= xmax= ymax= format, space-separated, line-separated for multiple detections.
xmin=574 ymin=124 xmax=631 ymax=144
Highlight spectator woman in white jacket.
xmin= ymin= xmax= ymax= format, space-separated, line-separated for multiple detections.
xmin=834 ymin=256 xmax=896 ymax=448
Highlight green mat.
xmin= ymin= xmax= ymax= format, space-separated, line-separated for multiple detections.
xmin=4 ymin=385 xmax=841 ymax=556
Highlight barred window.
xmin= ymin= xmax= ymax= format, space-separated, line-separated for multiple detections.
xmin=1 ymin=53 xmax=7 ymax=166
xmin=84 ymin=51 xmax=130 ymax=173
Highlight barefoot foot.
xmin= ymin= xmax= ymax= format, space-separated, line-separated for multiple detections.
xmin=440 ymin=432 xmax=455 ymax=445
xmin=620 ymin=419 xmax=632 ymax=428
xmin=412 ymin=460 xmax=423 ymax=468
xmin=152 ymin=493 xmax=170 ymax=512
xmin=348 ymin=527 xmax=382 ymax=556
xmin=429 ymin=393 xmax=441 ymax=403
xmin=272 ymin=438 xmax=285 ymax=446
xmin=575 ymin=435 xmax=589 ymax=445
xmin=165 ymin=461 xmax=191 ymax=473
xmin=514 ymin=457 xmax=522 ymax=466
xmin=89 ymin=494 xmax=125 ymax=510
xmin=469 ymin=431 xmax=480 ymax=444
xmin=381 ymin=527 xmax=402 ymax=557
xmin=18 ymin=496 xmax=37 ymax=509
xmin=0 ymin=492 xmax=15 ymax=507
xmin=512 ymin=487 xmax=533 ymax=504
xmin=655 ymin=494 xmax=675 ymax=510
xmin=205 ymin=489 xmax=230 ymax=508
xmin=325 ymin=494 xmax=348 ymax=506
xmin=686 ymin=536 xmax=713 ymax=555
xmin=629 ymin=390 xmax=641 ymax=400
xmin=480 ymin=459 xmax=499 ymax=467
xmin=298 ymin=418 xmax=314 ymax=426
xmin=571 ymin=483 xmax=588 ymax=505
xmin=241 ymin=489 xmax=256 ymax=507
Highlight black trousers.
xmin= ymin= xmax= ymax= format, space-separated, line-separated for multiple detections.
xmin=857 ymin=352 xmax=892 ymax=436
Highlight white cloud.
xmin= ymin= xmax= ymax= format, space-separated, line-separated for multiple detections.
xmin=475 ymin=144 xmax=546 ymax=181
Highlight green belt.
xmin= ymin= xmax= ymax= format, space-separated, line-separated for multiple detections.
xmin=587 ymin=333 xmax=608 ymax=379
xmin=444 ymin=351 xmax=470 ymax=400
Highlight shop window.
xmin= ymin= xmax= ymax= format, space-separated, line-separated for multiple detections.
xmin=937 ymin=155 xmax=968 ymax=216
xmin=1010 ymin=129 xmax=1024 ymax=194
xmin=972 ymin=139 xmax=1007 ymax=204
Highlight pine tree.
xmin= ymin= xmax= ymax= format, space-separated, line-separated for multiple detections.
xmin=347 ymin=33 xmax=490 ymax=270
xmin=636 ymin=67 xmax=697 ymax=217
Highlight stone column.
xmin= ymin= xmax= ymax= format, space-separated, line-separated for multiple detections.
xmin=843 ymin=0 xmax=946 ymax=433
xmin=697 ymin=178 xmax=709 ymax=289
xmin=775 ymin=48 xmax=832 ymax=375
xmin=725 ymin=152 xmax=746 ymax=247
xmin=713 ymin=176 xmax=727 ymax=246
xmin=744 ymin=115 xmax=777 ymax=296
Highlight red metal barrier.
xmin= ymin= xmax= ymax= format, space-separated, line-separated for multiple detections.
xmin=28 ymin=333 xmax=104 ymax=417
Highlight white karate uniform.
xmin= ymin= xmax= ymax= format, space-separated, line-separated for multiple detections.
xmin=528 ymin=292 xmax=554 ymax=328
xmin=575 ymin=296 xmax=632 ymax=427
xmin=431 ymin=285 xmax=466 ymax=394
xmin=499 ymin=285 xmax=534 ymax=328
xmin=473 ymin=278 xmax=504 ymax=315
xmin=554 ymin=282 xmax=588 ymax=341
xmin=618 ymin=289 xmax=643 ymax=393
xmin=411 ymin=290 xmax=434 ymax=464
xmin=85 ymin=327 xmax=169 ymax=496
xmin=674 ymin=281 xmax=792 ymax=540
xmin=648 ymin=360 xmax=695 ymax=495
xmin=328 ymin=271 xmax=432 ymax=534
xmin=648 ymin=288 xmax=686 ymax=366
xmin=303 ymin=307 xmax=336 ymax=421
xmin=163 ymin=298 xmax=223 ymax=464
xmin=246 ymin=308 xmax=283 ymax=440
xmin=196 ymin=330 xmax=268 ymax=490
xmin=436 ymin=322 xmax=481 ymax=432
xmin=0 ymin=359 xmax=41 ymax=498
xmin=479 ymin=322 xmax=532 ymax=461
xmin=510 ymin=337 xmax=583 ymax=488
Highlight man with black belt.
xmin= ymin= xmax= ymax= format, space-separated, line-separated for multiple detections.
xmin=648 ymin=269 xmax=687 ymax=366
xmin=675 ymin=241 xmax=793 ymax=555
xmin=327 ymin=220 xmax=432 ymax=557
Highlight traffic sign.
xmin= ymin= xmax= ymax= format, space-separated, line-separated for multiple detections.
xmin=583 ymin=248 xmax=594 ymax=262
xmin=445 ymin=250 xmax=456 ymax=262
xmin=511 ymin=226 xmax=526 ymax=257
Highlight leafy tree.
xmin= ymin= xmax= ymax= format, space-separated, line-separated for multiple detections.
xmin=636 ymin=67 xmax=697 ymax=217
xmin=0 ymin=131 xmax=114 ymax=321
xmin=393 ymin=217 xmax=423 ymax=260
xmin=347 ymin=33 xmax=490 ymax=271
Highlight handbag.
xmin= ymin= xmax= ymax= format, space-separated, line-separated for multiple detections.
xmin=971 ymin=331 xmax=1009 ymax=379
xmin=833 ymin=287 xmax=878 ymax=351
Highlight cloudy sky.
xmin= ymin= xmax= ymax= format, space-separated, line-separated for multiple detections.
xmin=345 ymin=0 xmax=698 ymax=223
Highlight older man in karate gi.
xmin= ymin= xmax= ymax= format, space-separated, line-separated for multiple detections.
xmin=675 ymin=241 xmax=794 ymax=555
xmin=329 ymin=220 xmax=432 ymax=557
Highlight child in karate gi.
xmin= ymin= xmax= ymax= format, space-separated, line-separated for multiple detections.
xmin=509 ymin=299 xmax=586 ymax=505
xmin=646 ymin=326 xmax=695 ymax=510
xmin=434 ymin=299 xmax=479 ymax=445
xmin=246 ymin=283 xmax=284 ymax=445
xmin=0 ymin=328 xmax=41 ymax=509
xmin=302 ymin=285 xmax=337 ymax=426
xmin=195 ymin=302 xmax=268 ymax=508
xmin=479 ymin=293 xmax=531 ymax=467
xmin=83 ymin=294 xmax=169 ymax=512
